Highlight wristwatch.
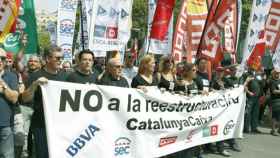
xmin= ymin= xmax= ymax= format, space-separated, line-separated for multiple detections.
xmin=3 ymin=84 xmax=8 ymax=91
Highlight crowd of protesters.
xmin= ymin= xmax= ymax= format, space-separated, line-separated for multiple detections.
xmin=0 ymin=45 xmax=279 ymax=158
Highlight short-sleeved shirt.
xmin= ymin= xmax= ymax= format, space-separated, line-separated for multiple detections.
xmin=0 ymin=71 xmax=18 ymax=127
xmin=27 ymin=69 xmax=67 ymax=128
xmin=97 ymin=73 xmax=129 ymax=88
xmin=131 ymin=74 xmax=158 ymax=88
xmin=240 ymin=73 xmax=262 ymax=97
xmin=66 ymin=69 xmax=99 ymax=84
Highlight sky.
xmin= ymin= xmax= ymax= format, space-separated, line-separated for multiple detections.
xmin=34 ymin=0 xmax=59 ymax=13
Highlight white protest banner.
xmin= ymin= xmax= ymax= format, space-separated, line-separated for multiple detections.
xmin=57 ymin=0 xmax=78 ymax=61
xmin=41 ymin=81 xmax=245 ymax=158
xmin=89 ymin=0 xmax=133 ymax=51
xmin=240 ymin=0 xmax=272 ymax=68
xmin=143 ymin=0 xmax=173 ymax=55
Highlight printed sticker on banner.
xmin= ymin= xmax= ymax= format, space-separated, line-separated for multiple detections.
xmin=66 ymin=123 xmax=100 ymax=157
xmin=60 ymin=43 xmax=72 ymax=60
xmin=114 ymin=137 xmax=131 ymax=156
xmin=59 ymin=19 xmax=75 ymax=35
xmin=223 ymin=120 xmax=235 ymax=136
xmin=202 ymin=125 xmax=218 ymax=137
xmin=159 ymin=136 xmax=177 ymax=147
xmin=60 ymin=0 xmax=77 ymax=11
xmin=94 ymin=25 xmax=106 ymax=37
xmin=106 ymin=27 xmax=118 ymax=39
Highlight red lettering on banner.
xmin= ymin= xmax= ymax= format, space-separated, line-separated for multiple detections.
xmin=265 ymin=1 xmax=280 ymax=52
xmin=106 ymin=27 xmax=118 ymax=39
xmin=159 ymin=136 xmax=177 ymax=147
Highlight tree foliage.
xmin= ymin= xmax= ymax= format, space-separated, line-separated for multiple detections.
xmin=38 ymin=31 xmax=51 ymax=52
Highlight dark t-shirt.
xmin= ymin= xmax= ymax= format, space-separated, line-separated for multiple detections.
xmin=158 ymin=75 xmax=175 ymax=91
xmin=195 ymin=71 xmax=210 ymax=92
xmin=66 ymin=70 xmax=99 ymax=84
xmin=223 ymin=75 xmax=239 ymax=88
xmin=27 ymin=69 xmax=67 ymax=128
xmin=97 ymin=73 xmax=129 ymax=88
xmin=131 ymin=74 xmax=158 ymax=88
xmin=270 ymin=79 xmax=280 ymax=100
xmin=0 ymin=71 xmax=18 ymax=127
xmin=174 ymin=80 xmax=199 ymax=95
xmin=240 ymin=73 xmax=262 ymax=97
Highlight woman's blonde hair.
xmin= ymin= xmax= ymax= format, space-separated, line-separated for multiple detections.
xmin=138 ymin=54 xmax=154 ymax=74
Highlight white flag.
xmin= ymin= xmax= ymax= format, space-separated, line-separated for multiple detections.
xmin=88 ymin=0 xmax=133 ymax=51
xmin=241 ymin=0 xmax=272 ymax=66
xmin=57 ymin=0 xmax=78 ymax=61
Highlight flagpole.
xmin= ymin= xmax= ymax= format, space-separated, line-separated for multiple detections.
xmin=79 ymin=0 xmax=85 ymax=51
xmin=147 ymin=38 xmax=151 ymax=54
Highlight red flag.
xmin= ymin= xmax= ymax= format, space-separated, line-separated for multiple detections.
xmin=172 ymin=0 xmax=209 ymax=63
xmin=197 ymin=0 xmax=237 ymax=65
xmin=247 ymin=30 xmax=266 ymax=70
xmin=150 ymin=0 xmax=175 ymax=41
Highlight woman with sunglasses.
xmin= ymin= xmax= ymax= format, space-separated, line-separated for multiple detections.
xmin=131 ymin=54 xmax=158 ymax=91
xmin=174 ymin=63 xmax=198 ymax=96
xmin=157 ymin=56 xmax=176 ymax=92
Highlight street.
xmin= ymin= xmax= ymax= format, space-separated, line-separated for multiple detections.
xmin=206 ymin=128 xmax=280 ymax=158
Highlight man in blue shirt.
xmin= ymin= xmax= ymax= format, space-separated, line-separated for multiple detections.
xmin=0 ymin=48 xmax=19 ymax=158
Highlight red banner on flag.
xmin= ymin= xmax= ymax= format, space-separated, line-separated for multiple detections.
xmin=197 ymin=0 xmax=237 ymax=65
xmin=172 ymin=0 xmax=209 ymax=63
xmin=247 ymin=30 xmax=266 ymax=70
xmin=150 ymin=0 xmax=175 ymax=41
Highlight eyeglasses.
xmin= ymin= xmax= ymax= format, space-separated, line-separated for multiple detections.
xmin=192 ymin=69 xmax=197 ymax=72
xmin=0 ymin=56 xmax=6 ymax=62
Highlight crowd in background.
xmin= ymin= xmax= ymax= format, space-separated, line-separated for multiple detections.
xmin=0 ymin=45 xmax=280 ymax=158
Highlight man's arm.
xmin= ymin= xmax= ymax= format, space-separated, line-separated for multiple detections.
xmin=0 ymin=80 xmax=19 ymax=104
xmin=21 ymin=77 xmax=48 ymax=103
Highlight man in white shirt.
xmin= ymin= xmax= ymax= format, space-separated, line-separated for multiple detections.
xmin=122 ymin=52 xmax=138 ymax=86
